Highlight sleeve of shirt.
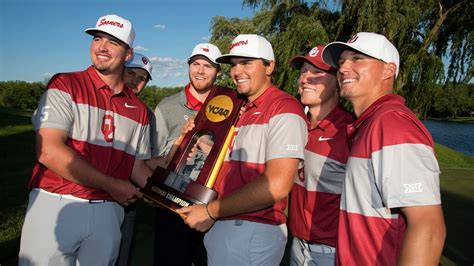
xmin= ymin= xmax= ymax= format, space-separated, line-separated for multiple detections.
xmin=370 ymin=112 xmax=441 ymax=208
xmin=32 ymin=75 xmax=73 ymax=132
xmin=266 ymin=112 xmax=308 ymax=162
xmin=148 ymin=109 xmax=158 ymax=157
xmin=135 ymin=120 xmax=151 ymax=160
xmin=153 ymin=103 xmax=170 ymax=157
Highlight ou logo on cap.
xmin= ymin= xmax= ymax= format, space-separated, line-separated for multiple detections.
xmin=347 ymin=35 xmax=359 ymax=43
xmin=309 ymin=47 xmax=320 ymax=57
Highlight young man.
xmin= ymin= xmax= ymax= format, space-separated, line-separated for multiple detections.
xmin=322 ymin=32 xmax=446 ymax=265
xmin=177 ymin=34 xmax=308 ymax=265
xmin=288 ymin=45 xmax=353 ymax=266
xmin=117 ymin=52 xmax=153 ymax=266
xmin=18 ymin=14 xmax=153 ymax=265
xmin=123 ymin=52 xmax=153 ymax=95
xmin=146 ymin=43 xmax=222 ymax=266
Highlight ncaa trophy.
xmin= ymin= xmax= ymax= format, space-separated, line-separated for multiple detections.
xmin=141 ymin=85 xmax=245 ymax=214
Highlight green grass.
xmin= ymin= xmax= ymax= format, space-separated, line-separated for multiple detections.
xmin=1 ymin=107 xmax=473 ymax=265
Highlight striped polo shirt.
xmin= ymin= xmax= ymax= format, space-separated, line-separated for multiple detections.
xmin=337 ymin=94 xmax=441 ymax=265
xmin=29 ymin=66 xmax=151 ymax=200
xmin=288 ymin=105 xmax=353 ymax=247
xmin=213 ymin=85 xmax=308 ymax=225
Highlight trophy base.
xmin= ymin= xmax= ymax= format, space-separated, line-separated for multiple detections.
xmin=141 ymin=169 xmax=217 ymax=213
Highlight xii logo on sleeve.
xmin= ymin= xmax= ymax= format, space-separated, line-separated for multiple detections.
xmin=101 ymin=114 xmax=115 ymax=142
xmin=403 ymin=183 xmax=422 ymax=193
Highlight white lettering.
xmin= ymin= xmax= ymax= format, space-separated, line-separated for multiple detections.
xmin=403 ymin=183 xmax=422 ymax=193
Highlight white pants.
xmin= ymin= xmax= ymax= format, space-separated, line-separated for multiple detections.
xmin=204 ymin=219 xmax=287 ymax=266
xmin=18 ymin=189 xmax=124 ymax=266
xmin=290 ymin=237 xmax=336 ymax=266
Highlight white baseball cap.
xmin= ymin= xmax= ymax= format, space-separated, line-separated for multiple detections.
xmin=188 ymin=43 xmax=222 ymax=65
xmin=322 ymin=32 xmax=400 ymax=77
xmin=216 ymin=34 xmax=275 ymax=64
xmin=125 ymin=53 xmax=153 ymax=80
xmin=85 ymin=14 xmax=135 ymax=48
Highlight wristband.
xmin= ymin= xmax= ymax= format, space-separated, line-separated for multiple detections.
xmin=205 ymin=203 xmax=217 ymax=221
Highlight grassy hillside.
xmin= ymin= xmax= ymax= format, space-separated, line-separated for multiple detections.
xmin=0 ymin=107 xmax=473 ymax=265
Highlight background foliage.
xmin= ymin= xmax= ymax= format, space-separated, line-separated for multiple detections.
xmin=210 ymin=0 xmax=473 ymax=118
xmin=0 ymin=81 xmax=181 ymax=112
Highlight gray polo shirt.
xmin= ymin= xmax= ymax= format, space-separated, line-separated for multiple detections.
xmin=152 ymin=90 xmax=198 ymax=157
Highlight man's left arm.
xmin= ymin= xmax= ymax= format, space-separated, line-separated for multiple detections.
xmin=398 ymin=205 xmax=446 ymax=265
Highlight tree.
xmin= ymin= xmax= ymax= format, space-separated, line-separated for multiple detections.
xmin=138 ymin=86 xmax=181 ymax=109
xmin=432 ymin=83 xmax=474 ymax=118
xmin=210 ymin=0 xmax=472 ymax=118
xmin=0 ymin=81 xmax=45 ymax=110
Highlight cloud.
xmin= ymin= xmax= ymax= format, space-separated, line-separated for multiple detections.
xmin=43 ymin=72 xmax=53 ymax=77
xmin=153 ymin=24 xmax=166 ymax=29
xmin=149 ymin=56 xmax=188 ymax=79
xmin=134 ymin=45 xmax=148 ymax=51
xmin=201 ymin=35 xmax=211 ymax=41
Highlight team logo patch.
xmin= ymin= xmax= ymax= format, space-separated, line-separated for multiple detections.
xmin=205 ymin=95 xmax=233 ymax=122
xmin=101 ymin=114 xmax=115 ymax=142
xmin=347 ymin=34 xmax=359 ymax=43
xmin=142 ymin=56 xmax=149 ymax=65
xmin=403 ymin=183 xmax=422 ymax=193
xmin=286 ymin=144 xmax=298 ymax=151
xmin=309 ymin=47 xmax=320 ymax=57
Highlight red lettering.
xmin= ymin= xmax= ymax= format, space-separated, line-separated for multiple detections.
xmin=229 ymin=40 xmax=249 ymax=50
xmin=98 ymin=18 xmax=124 ymax=28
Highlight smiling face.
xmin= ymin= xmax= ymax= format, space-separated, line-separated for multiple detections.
xmin=336 ymin=49 xmax=398 ymax=116
xmin=337 ymin=50 xmax=386 ymax=100
xmin=297 ymin=62 xmax=338 ymax=108
xmin=229 ymin=57 xmax=274 ymax=102
xmin=123 ymin=68 xmax=149 ymax=95
xmin=90 ymin=32 xmax=132 ymax=76
xmin=188 ymin=56 xmax=219 ymax=93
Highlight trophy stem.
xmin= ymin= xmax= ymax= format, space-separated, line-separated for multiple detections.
xmin=205 ymin=125 xmax=235 ymax=188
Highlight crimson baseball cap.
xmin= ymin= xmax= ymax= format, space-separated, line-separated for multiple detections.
xmin=188 ymin=43 xmax=222 ymax=65
xmin=290 ymin=45 xmax=337 ymax=73
xmin=85 ymin=14 xmax=135 ymax=48
xmin=125 ymin=53 xmax=153 ymax=80
xmin=322 ymin=32 xmax=400 ymax=77
xmin=216 ymin=34 xmax=275 ymax=64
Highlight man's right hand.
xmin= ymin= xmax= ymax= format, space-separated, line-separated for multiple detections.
xmin=106 ymin=178 xmax=143 ymax=206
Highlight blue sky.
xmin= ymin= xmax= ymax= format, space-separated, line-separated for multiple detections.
xmin=0 ymin=0 xmax=255 ymax=87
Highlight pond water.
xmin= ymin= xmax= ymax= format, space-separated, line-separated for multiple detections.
xmin=422 ymin=120 xmax=474 ymax=157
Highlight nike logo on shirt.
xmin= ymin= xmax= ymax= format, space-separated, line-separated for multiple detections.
xmin=318 ymin=136 xmax=334 ymax=141
xmin=125 ymin=102 xmax=137 ymax=108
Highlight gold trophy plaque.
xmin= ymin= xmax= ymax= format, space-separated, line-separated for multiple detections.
xmin=142 ymin=85 xmax=245 ymax=213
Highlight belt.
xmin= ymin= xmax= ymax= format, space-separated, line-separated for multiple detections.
xmin=35 ymin=188 xmax=109 ymax=204
xmin=299 ymin=239 xmax=336 ymax=254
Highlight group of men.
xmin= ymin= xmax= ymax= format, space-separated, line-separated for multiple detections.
xmin=18 ymin=13 xmax=446 ymax=266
